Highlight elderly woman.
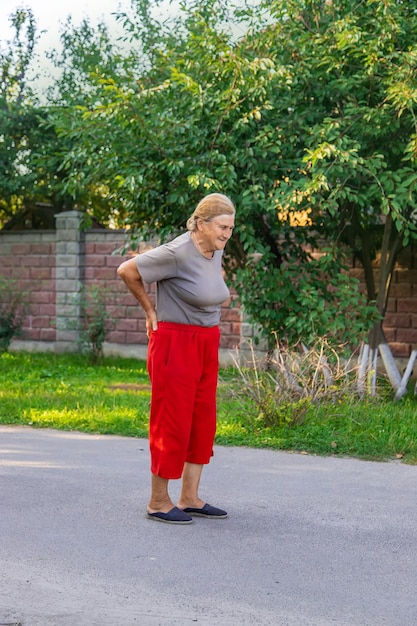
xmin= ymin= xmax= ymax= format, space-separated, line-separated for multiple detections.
xmin=117 ymin=193 xmax=235 ymax=524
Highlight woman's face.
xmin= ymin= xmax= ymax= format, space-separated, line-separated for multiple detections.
xmin=198 ymin=214 xmax=235 ymax=252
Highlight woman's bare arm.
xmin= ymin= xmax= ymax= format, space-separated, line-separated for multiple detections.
xmin=117 ymin=258 xmax=158 ymax=336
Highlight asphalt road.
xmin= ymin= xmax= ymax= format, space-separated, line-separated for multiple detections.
xmin=1 ymin=425 xmax=416 ymax=626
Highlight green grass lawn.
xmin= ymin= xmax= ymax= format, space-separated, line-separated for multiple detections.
xmin=1 ymin=351 xmax=417 ymax=464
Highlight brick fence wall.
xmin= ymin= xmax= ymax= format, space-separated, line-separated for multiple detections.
xmin=0 ymin=230 xmax=57 ymax=344
xmin=0 ymin=210 xmax=416 ymax=361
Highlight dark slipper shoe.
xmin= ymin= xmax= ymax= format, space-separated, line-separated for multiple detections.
xmin=147 ymin=506 xmax=193 ymax=524
xmin=183 ymin=503 xmax=228 ymax=519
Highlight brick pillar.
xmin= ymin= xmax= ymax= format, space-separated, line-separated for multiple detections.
xmin=55 ymin=210 xmax=85 ymax=352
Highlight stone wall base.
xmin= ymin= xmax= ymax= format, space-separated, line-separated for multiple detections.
xmin=9 ymin=339 xmax=238 ymax=368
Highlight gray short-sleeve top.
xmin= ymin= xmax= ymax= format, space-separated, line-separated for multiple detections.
xmin=135 ymin=232 xmax=230 ymax=327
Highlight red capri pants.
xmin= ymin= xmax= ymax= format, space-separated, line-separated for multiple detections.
xmin=147 ymin=322 xmax=220 ymax=479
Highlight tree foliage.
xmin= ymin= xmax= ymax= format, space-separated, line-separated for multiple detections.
xmin=0 ymin=9 xmax=40 ymax=225
xmin=0 ymin=11 xmax=129 ymax=228
xmin=41 ymin=17 xmax=138 ymax=226
xmin=0 ymin=10 xmax=85 ymax=227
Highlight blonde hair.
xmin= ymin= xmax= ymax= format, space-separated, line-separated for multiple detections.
xmin=186 ymin=193 xmax=235 ymax=232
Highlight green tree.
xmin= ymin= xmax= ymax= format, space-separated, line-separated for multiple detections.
xmin=46 ymin=1 xmax=379 ymax=342
xmin=37 ymin=15 xmax=147 ymax=228
xmin=0 ymin=11 xmax=122 ymax=229
xmin=261 ymin=0 xmax=417 ymax=388
xmin=0 ymin=8 xmax=40 ymax=227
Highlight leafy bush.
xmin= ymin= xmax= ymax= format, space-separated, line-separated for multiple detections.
xmin=76 ymin=285 xmax=115 ymax=363
xmin=235 ymin=248 xmax=379 ymax=351
xmin=0 ymin=277 xmax=29 ymax=352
